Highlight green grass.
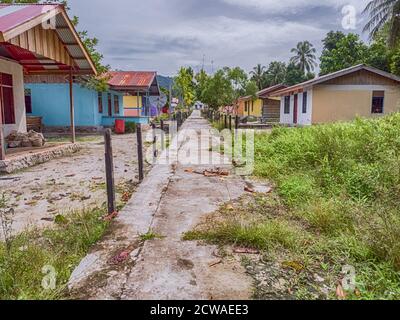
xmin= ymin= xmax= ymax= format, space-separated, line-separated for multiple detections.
xmin=139 ymin=230 xmax=164 ymax=241
xmin=46 ymin=135 xmax=102 ymax=143
xmin=186 ymin=113 xmax=400 ymax=299
xmin=0 ymin=205 xmax=109 ymax=300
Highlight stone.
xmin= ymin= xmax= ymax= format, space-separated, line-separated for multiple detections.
xmin=6 ymin=130 xmax=45 ymax=149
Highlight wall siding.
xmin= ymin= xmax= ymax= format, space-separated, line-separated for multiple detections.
xmin=25 ymin=83 xmax=124 ymax=127
xmin=311 ymin=84 xmax=400 ymax=123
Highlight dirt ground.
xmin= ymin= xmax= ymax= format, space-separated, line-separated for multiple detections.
xmin=0 ymin=133 xmax=148 ymax=236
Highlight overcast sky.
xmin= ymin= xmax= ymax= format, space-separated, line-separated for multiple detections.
xmin=68 ymin=0 xmax=369 ymax=76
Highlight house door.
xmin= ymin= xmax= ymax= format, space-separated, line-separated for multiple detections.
xmin=293 ymin=94 xmax=298 ymax=124
xmin=107 ymin=94 xmax=112 ymax=116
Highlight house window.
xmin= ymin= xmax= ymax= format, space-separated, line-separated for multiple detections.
xmin=114 ymin=95 xmax=120 ymax=114
xmin=0 ymin=73 xmax=15 ymax=124
xmin=25 ymin=89 xmax=32 ymax=114
xmin=284 ymin=96 xmax=290 ymax=114
xmin=251 ymin=101 xmax=254 ymax=112
xmin=372 ymin=91 xmax=384 ymax=114
xmin=98 ymin=92 xmax=103 ymax=113
xmin=302 ymin=92 xmax=307 ymax=114
xmin=244 ymin=101 xmax=248 ymax=112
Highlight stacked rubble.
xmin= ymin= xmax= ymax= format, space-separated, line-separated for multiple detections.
xmin=5 ymin=130 xmax=46 ymax=148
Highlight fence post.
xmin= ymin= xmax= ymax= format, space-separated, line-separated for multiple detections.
xmin=177 ymin=112 xmax=182 ymax=129
xmin=229 ymin=115 xmax=232 ymax=130
xmin=136 ymin=123 xmax=144 ymax=182
xmin=151 ymin=123 xmax=158 ymax=158
xmin=160 ymin=119 xmax=164 ymax=132
xmin=104 ymin=129 xmax=116 ymax=214
xmin=235 ymin=115 xmax=239 ymax=130
xmin=224 ymin=114 xmax=227 ymax=129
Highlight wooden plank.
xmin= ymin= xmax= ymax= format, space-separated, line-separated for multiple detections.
xmin=27 ymin=28 xmax=35 ymax=52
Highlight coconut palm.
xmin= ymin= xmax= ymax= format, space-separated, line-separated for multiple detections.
xmin=250 ymin=64 xmax=266 ymax=90
xmin=290 ymin=41 xmax=317 ymax=74
xmin=265 ymin=61 xmax=287 ymax=86
xmin=363 ymin=0 xmax=400 ymax=47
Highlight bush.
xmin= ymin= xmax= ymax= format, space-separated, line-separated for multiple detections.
xmin=253 ymin=113 xmax=400 ymax=270
xmin=125 ymin=122 xmax=136 ymax=134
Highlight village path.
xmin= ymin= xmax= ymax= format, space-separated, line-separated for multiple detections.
xmin=69 ymin=110 xmax=253 ymax=300
xmin=0 ymin=134 xmax=144 ymax=236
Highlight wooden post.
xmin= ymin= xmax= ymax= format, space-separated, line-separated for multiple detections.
xmin=69 ymin=68 xmax=76 ymax=144
xmin=177 ymin=112 xmax=182 ymax=129
xmin=224 ymin=114 xmax=227 ymax=129
xmin=104 ymin=129 xmax=115 ymax=214
xmin=160 ymin=119 xmax=164 ymax=132
xmin=151 ymin=123 xmax=158 ymax=158
xmin=235 ymin=115 xmax=239 ymax=130
xmin=136 ymin=123 xmax=144 ymax=182
xmin=229 ymin=115 xmax=232 ymax=130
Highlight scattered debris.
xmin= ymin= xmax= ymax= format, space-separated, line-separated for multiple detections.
xmin=282 ymin=261 xmax=304 ymax=272
xmin=103 ymin=211 xmax=119 ymax=221
xmin=244 ymin=186 xmax=255 ymax=193
xmin=109 ymin=250 xmax=131 ymax=265
xmin=6 ymin=130 xmax=45 ymax=148
xmin=209 ymin=260 xmax=223 ymax=267
xmin=234 ymin=247 xmax=260 ymax=255
xmin=336 ymin=282 xmax=346 ymax=300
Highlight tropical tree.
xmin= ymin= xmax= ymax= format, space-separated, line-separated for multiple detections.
xmin=201 ymin=70 xmax=234 ymax=110
xmin=174 ymin=67 xmax=196 ymax=108
xmin=250 ymin=64 xmax=266 ymax=90
xmin=194 ymin=69 xmax=209 ymax=102
xmin=284 ymin=63 xmax=314 ymax=86
xmin=363 ymin=0 xmax=400 ymax=47
xmin=319 ymin=33 xmax=369 ymax=75
xmin=290 ymin=41 xmax=317 ymax=74
xmin=264 ymin=61 xmax=287 ymax=86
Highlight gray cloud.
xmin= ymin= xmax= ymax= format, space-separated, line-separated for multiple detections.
xmin=68 ymin=0 xmax=368 ymax=75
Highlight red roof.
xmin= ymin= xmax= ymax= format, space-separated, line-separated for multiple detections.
xmin=0 ymin=4 xmax=59 ymax=33
xmin=108 ymin=71 xmax=157 ymax=88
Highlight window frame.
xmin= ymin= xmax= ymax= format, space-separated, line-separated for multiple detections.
xmin=98 ymin=92 xmax=103 ymax=114
xmin=114 ymin=94 xmax=120 ymax=114
xmin=371 ymin=91 xmax=384 ymax=114
xmin=302 ymin=92 xmax=308 ymax=114
xmin=0 ymin=72 xmax=15 ymax=125
xmin=284 ymin=96 xmax=290 ymax=114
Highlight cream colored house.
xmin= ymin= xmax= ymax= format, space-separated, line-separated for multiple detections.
xmin=273 ymin=64 xmax=400 ymax=125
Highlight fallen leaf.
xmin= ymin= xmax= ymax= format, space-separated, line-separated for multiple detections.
xmin=234 ymin=247 xmax=260 ymax=254
xmin=184 ymin=168 xmax=194 ymax=173
xmin=103 ymin=211 xmax=118 ymax=221
xmin=109 ymin=250 xmax=131 ymax=265
xmin=209 ymin=260 xmax=222 ymax=267
xmin=244 ymin=186 xmax=255 ymax=193
xmin=282 ymin=261 xmax=304 ymax=272
xmin=336 ymin=283 xmax=346 ymax=300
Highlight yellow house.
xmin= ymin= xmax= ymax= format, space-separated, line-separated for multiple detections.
xmin=237 ymin=96 xmax=262 ymax=117
xmin=273 ymin=64 xmax=400 ymax=125
xmin=237 ymin=84 xmax=286 ymax=121
xmin=123 ymin=95 xmax=142 ymax=117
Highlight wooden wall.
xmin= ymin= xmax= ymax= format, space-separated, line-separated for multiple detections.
xmin=8 ymin=25 xmax=72 ymax=67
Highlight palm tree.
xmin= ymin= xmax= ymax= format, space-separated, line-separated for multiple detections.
xmin=265 ymin=61 xmax=287 ymax=86
xmin=250 ymin=64 xmax=266 ymax=90
xmin=290 ymin=41 xmax=317 ymax=74
xmin=363 ymin=0 xmax=400 ymax=47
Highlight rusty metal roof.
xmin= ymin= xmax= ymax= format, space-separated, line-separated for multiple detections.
xmin=0 ymin=4 xmax=59 ymax=33
xmin=108 ymin=71 xmax=157 ymax=89
xmin=0 ymin=4 xmax=96 ymax=75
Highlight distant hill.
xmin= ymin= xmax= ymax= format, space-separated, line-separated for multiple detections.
xmin=157 ymin=75 xmax=174 ymax=90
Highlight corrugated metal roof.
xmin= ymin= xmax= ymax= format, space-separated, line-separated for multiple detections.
xmin=0 ymin=4 xmax=96 ymax=75
xmin=0 ymin=4 xmax=59 ymax=33
xmin=108 ymin=71 xmax=157 ymax=88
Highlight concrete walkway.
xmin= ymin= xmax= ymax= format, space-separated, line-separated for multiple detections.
xmin=68 ymin=111 xmax=252 ymax=300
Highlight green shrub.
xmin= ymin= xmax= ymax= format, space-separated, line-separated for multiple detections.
xmin=125 ymin=122 xmax=136 ymax=134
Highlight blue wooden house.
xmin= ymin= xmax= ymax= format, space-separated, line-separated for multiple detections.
xmin=24 ymin=72 xmax=159 ymax=132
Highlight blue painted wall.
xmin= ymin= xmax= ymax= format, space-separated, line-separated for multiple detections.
xmin=25 ymin=83 xmax=124 ymax=127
